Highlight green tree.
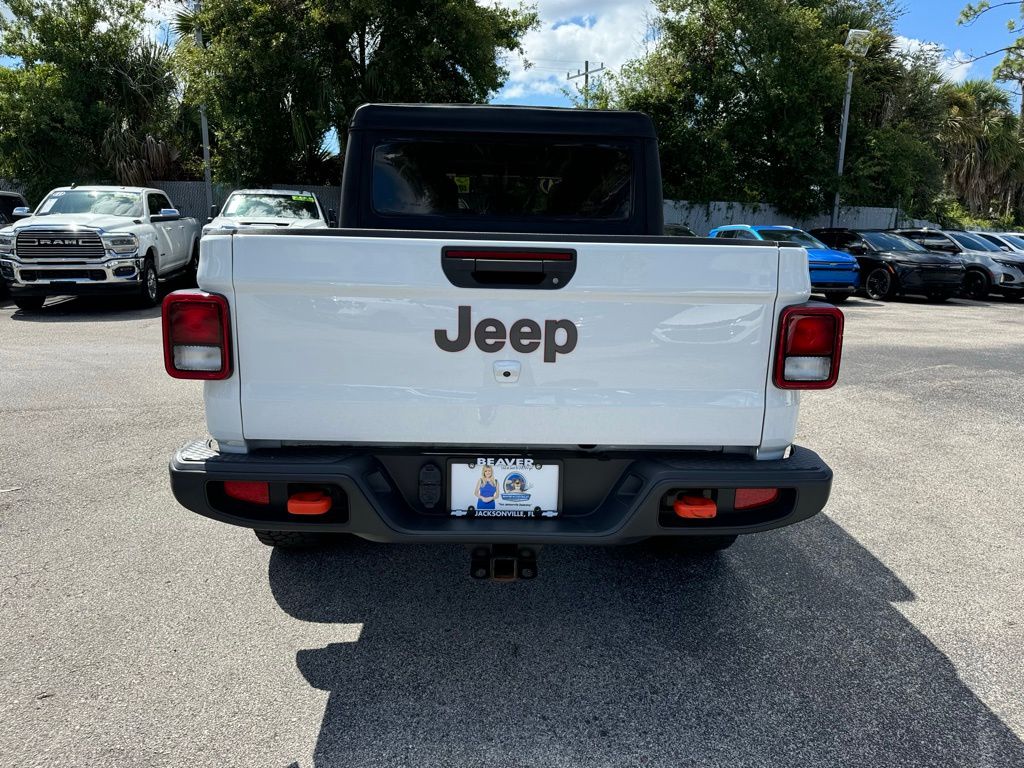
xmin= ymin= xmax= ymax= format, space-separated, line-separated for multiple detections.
xmin=0 ymin=0 xmax=183 ymax=200
xmin=173 ymin=0 xmax=538 ymax=186
xmin=607 ymin=0 xmax=950 ymax=218
xmin=938 ymin=79 xmax=1023 ymax=218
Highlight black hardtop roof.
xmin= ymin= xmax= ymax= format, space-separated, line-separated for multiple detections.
xmin=349 ymin=103 xmax=657 ymax=138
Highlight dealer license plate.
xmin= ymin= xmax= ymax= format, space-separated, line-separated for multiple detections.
xmin=448 ymin=457 xmax=560 ymax=518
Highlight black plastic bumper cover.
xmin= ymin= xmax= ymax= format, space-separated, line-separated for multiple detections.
xmin=169 ymin=440 xmax=833 ymax=544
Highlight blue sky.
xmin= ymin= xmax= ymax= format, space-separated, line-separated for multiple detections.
xmin=491 ymin=0 xmax=1021 ymax=106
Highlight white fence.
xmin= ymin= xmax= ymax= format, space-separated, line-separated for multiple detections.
xmin=665 ymin=200 xmax=938 ymax=236
xmin=3 ymin=177 xmax=938 ymax=231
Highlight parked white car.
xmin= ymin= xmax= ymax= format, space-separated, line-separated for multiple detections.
xmin=0 ymin=186 xmax=201 ymax=311
xmin=204 ymin=189 xmax=334 ymax=234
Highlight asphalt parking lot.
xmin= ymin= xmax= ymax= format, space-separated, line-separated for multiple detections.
xmin=1 ymin=293 xmax=1023 ymax=767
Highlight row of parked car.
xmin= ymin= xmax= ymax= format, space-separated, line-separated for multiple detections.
xmin=0 ymin=186 xmax=335 ymax=310
xmin=668 ymin=222 xmax=1024 ymax=303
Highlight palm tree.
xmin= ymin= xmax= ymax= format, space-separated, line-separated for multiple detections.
xmin=939 ymin=80 xmax=1024 ymax=217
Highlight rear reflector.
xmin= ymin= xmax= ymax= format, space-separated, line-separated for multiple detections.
xmin=288 ymin=491 xmax=332 ymax=516
xmin=224 ymin=481 xmax=270 ymax=505
xmin=774 ymin=304 xmax=844 ymax=389
xmin=735 ymin=488 xmax=779 ymax=510
xmin=162 ymin=291 xmax=231 ymax=380
xmin=673 ymin=496 xmax=718 ymax=519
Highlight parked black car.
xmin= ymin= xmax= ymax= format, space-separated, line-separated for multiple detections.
xmin=891 ymin=228 xmax=1024 ymax=301
xmin=664 ymin=223 xmax=698 ymax=237
xmin=811 ymin=228 xmax=965 ymax=302
xmin=0 ymin=191 xmax=29 ymax=228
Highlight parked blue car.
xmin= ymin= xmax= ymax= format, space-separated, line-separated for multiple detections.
xmin=708 ymin=224 xmax=860 ymax=302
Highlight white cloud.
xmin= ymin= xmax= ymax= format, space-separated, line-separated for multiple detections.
xmin=895 ymin=35 xmax=974 ymax=83
xmin=491 ymin=1 xmax=656 ymax=105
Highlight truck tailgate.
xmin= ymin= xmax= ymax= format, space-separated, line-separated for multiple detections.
xmin=229 ymin=232 xmax=785 ymax=449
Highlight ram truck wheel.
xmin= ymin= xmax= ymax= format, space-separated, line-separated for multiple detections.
xmin=13 ymin=296 xmax=45 ymax=312
xmin=139 ymin=257 xmax=160 ymax=307
xmin=253 ymin=530 xmax=352 ymax=549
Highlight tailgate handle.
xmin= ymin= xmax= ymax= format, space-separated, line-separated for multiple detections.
xmin=441 ymin=247 xmax=576 ymax=290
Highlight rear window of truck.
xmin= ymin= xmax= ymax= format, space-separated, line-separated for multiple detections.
xmin=371 ymin=139 xmax=632 ymax=220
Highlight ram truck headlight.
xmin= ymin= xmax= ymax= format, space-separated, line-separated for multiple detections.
xmin=102 ymin=233 xmax=139 ymax=254
xmin=0 ymin=235 xmax=14 ymax=255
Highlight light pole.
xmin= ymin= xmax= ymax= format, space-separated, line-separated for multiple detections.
xmin=831 ymin=29 xmax=870 ymax=228
xmin=189 ymin=1 xmax=214 ymax=217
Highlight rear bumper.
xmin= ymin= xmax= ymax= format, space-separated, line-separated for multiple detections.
xmin=169 ymin=440 xmax=833 ymax=544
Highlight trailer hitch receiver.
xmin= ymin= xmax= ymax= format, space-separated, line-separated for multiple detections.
xmin=470 ymin=544 xmax=538 ymax=581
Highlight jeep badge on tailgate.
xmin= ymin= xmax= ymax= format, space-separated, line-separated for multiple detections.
xmin=435 ymin=305 xmax=578 ymax=362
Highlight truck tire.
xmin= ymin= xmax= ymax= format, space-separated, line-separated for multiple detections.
xmin=139 ymin=256 xmax=159 ymax=307
xmin=863 ymin=266 xmax=896 ymax=301
xmin=649 ymin=535 xmax=738 ymax=555
xmin=13 ymin=296 xmax=45 ymax=312
xmin=253 ymin=530 xmax=351 ymax=549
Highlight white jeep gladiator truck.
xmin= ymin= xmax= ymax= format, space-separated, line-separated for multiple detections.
xmin=0 ymin=186 xmax=201 ymax=311
xmin=164 ymin=105 xmax=843 ymax=579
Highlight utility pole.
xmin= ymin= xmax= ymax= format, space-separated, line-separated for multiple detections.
xmin=830 ymin=29 xmax=871 ymax=228
xmin=192 ymin=1 xmax=214 ymax=217
xmin=567 ymin=60 xmax=606 ymax=108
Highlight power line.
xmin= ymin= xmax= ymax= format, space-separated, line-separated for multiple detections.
xmin=566 ymin=60 xmax=606 ymax=107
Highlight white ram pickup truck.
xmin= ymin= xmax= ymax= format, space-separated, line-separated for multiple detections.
xmin=0 ymin=186 xmax=201 ymax=311
xmin=164 ymin=105 xmax=843 ymax=579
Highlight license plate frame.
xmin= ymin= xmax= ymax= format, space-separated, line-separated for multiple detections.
xmin=447 ymin=457 xmax=562 ymax=519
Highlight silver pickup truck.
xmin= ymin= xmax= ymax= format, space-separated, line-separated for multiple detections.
xmin=0 ymin=185 xmax=201 ymax=311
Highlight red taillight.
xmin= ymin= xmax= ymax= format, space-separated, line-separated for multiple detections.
xmin=223 ymin=481 xmax=270 ymax=505
xmin=162 ymin=291 xmax=231 ymax=380
xmin=735 ymin=488 xmax=779 ymax=510
xmin=774 ymin=304 xmax=844 ymax=390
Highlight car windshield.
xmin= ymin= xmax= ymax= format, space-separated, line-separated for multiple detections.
xmin=36 ymin=190 xmax=143 ymax=217
xmin=861 ymin=232 xmax=928 ymax=252
xmin=999 ymin=234 xmax=1024 ymax=250
xmin=222 ymin=194 xmax=320 ymax=219
xmin=950 ymin=231 xmax=1001 ymax=252
xmin=758 ymin=229 xmax=826 ymax=248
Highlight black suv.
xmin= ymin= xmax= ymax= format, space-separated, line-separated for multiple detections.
xmin=811 ymin=228 xmax=965 ymax=302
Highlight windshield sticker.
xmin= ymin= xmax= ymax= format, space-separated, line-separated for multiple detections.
xmin=291 ymin=195 xmax=315 ymax=202
xmin=39 ymin=197 xmax=58 ymax=213
xmin=453 ymin=176 xmax=471 ymax=194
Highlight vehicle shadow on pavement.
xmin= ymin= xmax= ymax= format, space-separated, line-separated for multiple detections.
xmin=5 ymin=295 xmax=162 ymax=321
xmin=269 ymin=516 xmax=1024 ymax=767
